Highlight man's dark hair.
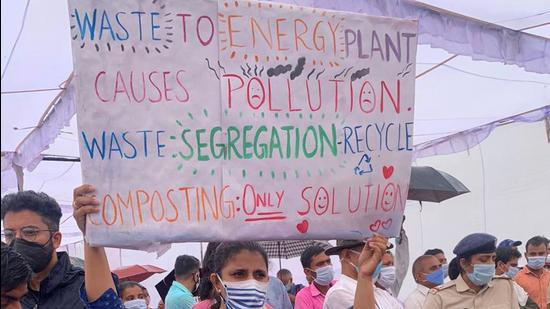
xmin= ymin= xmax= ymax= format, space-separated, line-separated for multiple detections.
xmin=1 ymin=191 xmax=62 ymax=231
xmin=525 ymin=236 xmax=549 ymax=251
xmin=495 ymin=247 xmax=522 ymax=265
xmin=174 ymin=255 xmax=200 ymax=279
xmin=300 ymin=245 xmax=325 ymax=269
xmin=1 ymin=242 xmax=32 ymax=292
xmin=277 ymin=268 xmax=292 ymax=278
xmin=424 ymin=248 xmax=444 ymax=256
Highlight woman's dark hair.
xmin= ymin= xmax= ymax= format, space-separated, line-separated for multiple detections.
xmin=209 ymin=242 xmax=268 ymax=309
xmin=198 ymin=242 xmax=221 ymax=301
xmin=119 ymin=281 xmax=142 ymax=299
xmin=449 ymin=255 xmax=473 ymax=280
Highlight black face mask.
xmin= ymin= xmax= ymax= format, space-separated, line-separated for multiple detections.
xmin=11 ymin=237 xmax=54 ymax=273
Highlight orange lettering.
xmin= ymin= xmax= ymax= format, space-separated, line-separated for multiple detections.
xmin=250 ymin=17 xmax=273 ymax=49
xmin=275 ymin=18 xmax=289 ymax=51
xmin=294 ymin=19 xmax=311 ymax=51
xmin=227 ymin=15 xmax=245 ymax=47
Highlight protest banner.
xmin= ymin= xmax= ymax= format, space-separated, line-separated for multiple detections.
xmin=69 ymin=0 xmax=417 ymax=248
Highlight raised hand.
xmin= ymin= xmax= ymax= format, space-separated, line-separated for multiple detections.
xmin=72 ymin=184 xmax=100 ymax=235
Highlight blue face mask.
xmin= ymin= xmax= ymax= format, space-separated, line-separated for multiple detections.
xmin=527 ymin=256 xmax=547 ymax=270
xmin=466 ymin=264 xmax=495 ymax=286
xmin=217 ymin=274 xmax=268 ymax=309
xmin=310 ymin=265 xmax=334 ymax=286
xmin=424 ymin=267 xmax=445 ymax=286
xmin=505 ymin=266 xmax=520 ymax=278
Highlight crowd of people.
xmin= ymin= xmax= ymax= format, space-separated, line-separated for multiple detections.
xmin=1 ymin=188 xmax=550 ymax=309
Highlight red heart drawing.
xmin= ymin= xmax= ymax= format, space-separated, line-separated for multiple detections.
xmin=297 ymin=220 xmax=309 ymax=234
xmin=369 ymin=220 xmax=382 ymax=232
xmin=383 ymin=166 xmax=394 ymax=179
xmin=381 ymin=218 xmax=393 ymax=229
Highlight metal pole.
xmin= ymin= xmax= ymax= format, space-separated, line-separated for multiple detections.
xmin=278 ymin=241 xmax=282 ymax=270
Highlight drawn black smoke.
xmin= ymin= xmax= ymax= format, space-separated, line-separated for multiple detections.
xmin=290 ymin=57 xmax=306 ymax=80
xmin=351 ymin=68 xmax=370 ymax=81
xmin=267 ymin=64 xmax=293 ymax=77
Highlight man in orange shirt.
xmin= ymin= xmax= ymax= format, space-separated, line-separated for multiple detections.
xmin=515 ymin=236 xmax=550 ymax=309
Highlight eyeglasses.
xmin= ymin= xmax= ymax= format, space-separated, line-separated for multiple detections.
xmin=1 ymin=227 xmax=55 ymax=243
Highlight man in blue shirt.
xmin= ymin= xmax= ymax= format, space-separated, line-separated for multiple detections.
xmin=165 ymin=255 xmax=200 ymax=309
xmin=267 ymin=276 xmax=293 ymax=309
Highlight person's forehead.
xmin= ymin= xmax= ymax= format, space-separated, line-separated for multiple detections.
xmin=423 ymin=256 xmax=440 ymax=268
xmin=311 ymin=252 xmax=330 ymax=264
xmin=434 ymin=253 xmax=446 ymax=259
xmin=3 ymin=210 xmax=48 ymax=229
xmin=124 ymin=286 xmax=144 ymax=296
xmin=526 ymin=243 xmax=547 ymax=252
xmin=472 ymin=252 xmax=495 ymax=258
xmin=224 ymin=250 xmax=267 ymax=271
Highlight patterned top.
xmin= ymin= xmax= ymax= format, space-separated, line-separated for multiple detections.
xmin=80 ymin=286 xmax=123 ymax=309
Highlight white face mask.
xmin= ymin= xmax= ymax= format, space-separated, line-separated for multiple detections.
xmin=376 ymin=266 xmax=396 ymax=289
xmin=124 ymin=298 xmax=147 ymax=309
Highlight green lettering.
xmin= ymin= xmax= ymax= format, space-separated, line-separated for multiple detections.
xmin=253 ymin=125 xmax=268 ymax=159
xmin=269 ymin=127 xmax=284 ymax=159
xmin=179 ymin=129 xmax=194 ymax=160
xmin=281 ymin=126 xmax=294 ymax=158
xmin=196 ymin=129 xmax=209 ymax=161
xmin=302 ymin=125 xmax=318 ymax=158
xmin=209 ymin=126 xmax=225 ymax=159
xmin=227 ymin=126 xmax=242 ymax=159
xmin=319 ymin=124 xmax=337 ymax=157
xmin=242 ymin=125 xmax=253 ymax=159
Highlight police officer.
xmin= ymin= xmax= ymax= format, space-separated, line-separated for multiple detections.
xmin=423 ymin=233 xmax=519 ymax=309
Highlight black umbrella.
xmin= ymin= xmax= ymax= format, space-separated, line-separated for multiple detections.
xmin=258 ymin=240 xmax=332 ymax=270
xmin=408 ymin=166 xmax=470 ymax=202
xmin=155 ymin=269 xmax=175 ymax=302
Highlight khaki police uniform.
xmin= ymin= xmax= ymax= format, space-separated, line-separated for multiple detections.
xmin=423 ymin=273 xmax=520 ymax=309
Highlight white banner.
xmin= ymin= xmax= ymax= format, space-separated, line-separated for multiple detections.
xmin=69 ymin=0 xmax=417 ymax=248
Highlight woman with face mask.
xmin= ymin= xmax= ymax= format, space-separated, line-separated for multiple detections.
xmin=423 ymin=233 xmax=521 ymax=309
xmin=196 ymin=242 xmax=271 ymax=309
xmin=120 ymin=282 xmax=148 ymax=309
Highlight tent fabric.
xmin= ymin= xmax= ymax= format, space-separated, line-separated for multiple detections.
xmin=12 ymin=82 xmax=75 ymax=171
xmin=413 ymin=105 xmax=550 ymax=160
xmin=274 ymin=0 xmax=550 ymax=74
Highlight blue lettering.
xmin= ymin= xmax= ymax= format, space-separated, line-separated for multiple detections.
xmin=115 ymin=12 xmax=129 ymax=41
xmin=74 ymin=8 xmax=97 ymax=40
xmin=109 ymin=132 xmax=123 ymax=159
xmin=385 ymin=122 xmax=394 ymax=151
xmin=343 ymin=126 xmax=355 ymax=154
xmin=130 ymin=11 xmax=146 ymax=40
xmin=81 ymin=131 xmax=105 ymax=159
xmin=137 ymin=130 xmax=152 ymax=157
xmin=156 ymin=130 xmax=165 ymax=157
xmin=353 ymin=125 xmax=364 ymax=153
xmin=375 ymin=123 xmax=385 ymax=150
xmin=364 ymin=124 xmax=374 ymax=152
xmin=151 ymin=12 xmax=161 ymax=41
xmin=121 ymin=131 xmax=137 ymax=159
xmin=405 ymin=122 xmax=413 ymax=151
xmin=99 ymin=10 xmax=116 ymax=40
